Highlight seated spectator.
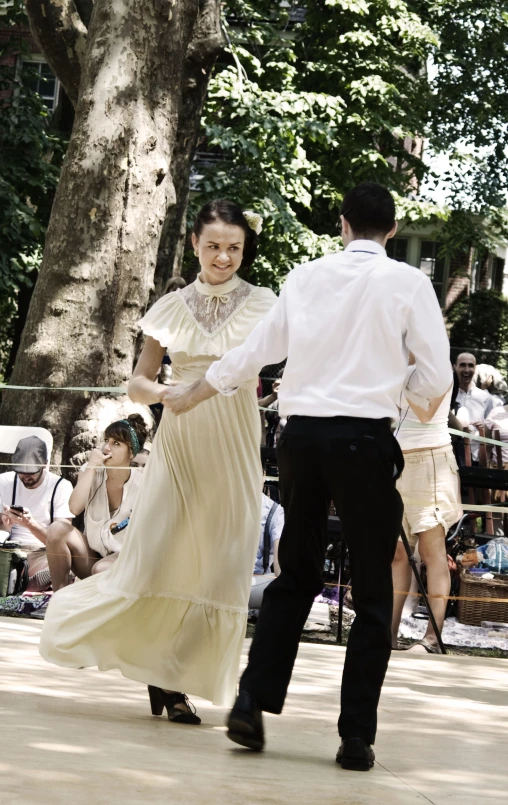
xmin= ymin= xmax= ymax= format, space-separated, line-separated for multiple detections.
xmin=254 ymin=492 xmax=283 ymax=576
xmin=132 ymin=443 xmax=151 ymax=470
xmin=486 ymin=407 xmax=508 ymax=469
xmin=249 ymin=493 xmax=284 ymax=609
xmin=45 ymin=415 xmax=148 ymax=598
xmin=0 ymin=436 xmax=74 ymax=592
xmin=258 ymin=375 xmax=281 ymax=410
xmin=259 ymin=369 xmax=286 ymax=447
xmin=475 ymin=363 xmax=508 ymax=407
xmin=165 ymin=275 xmax=187 ymax=294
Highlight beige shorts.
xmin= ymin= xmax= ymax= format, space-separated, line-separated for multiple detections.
xmin=397 ymin=444 xmax=463 ymax=548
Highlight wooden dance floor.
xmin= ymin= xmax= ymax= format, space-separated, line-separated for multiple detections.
xmin=1 ymin=616 xmax=506 ymax=805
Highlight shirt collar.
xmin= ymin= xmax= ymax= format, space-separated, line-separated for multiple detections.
xmin=344 ymin=239 xmax=386 ymax=256
xmin=458 ymin=384 xmax=479 ymax=396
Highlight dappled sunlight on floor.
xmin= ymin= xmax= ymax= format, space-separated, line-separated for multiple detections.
xmin=1 ymin=617 xmax=506 ymax=805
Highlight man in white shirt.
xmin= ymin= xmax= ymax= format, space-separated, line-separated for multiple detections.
xmin=163 ymin=182 xmax=451 ymax=769
xmin=249 ymin=495 xmax=283 ymax=610
xmin=253 ymin=494 xmax=283 ymax=576
xmin=454 ymin=353 xmax=495 ymax=461
xmin=0 ymin=436 xmax=73 ymax=589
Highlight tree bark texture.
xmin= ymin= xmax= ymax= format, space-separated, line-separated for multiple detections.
xmin=1 ymin=0 xmax=222 ymax=470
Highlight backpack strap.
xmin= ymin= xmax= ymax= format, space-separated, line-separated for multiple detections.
xmin=11 ymin=473 xmax=17 ymax=506
xmin=50 ymin=477 xmax=64 ymax=524
xmin=263 ymin=501 xmax=279 ymax=574
xmin=13 ymin=554 xmax=29 ymax=595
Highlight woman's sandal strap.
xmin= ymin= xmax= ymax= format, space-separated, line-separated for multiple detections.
xmin=411 ymin=639 xmax=440 ymax=654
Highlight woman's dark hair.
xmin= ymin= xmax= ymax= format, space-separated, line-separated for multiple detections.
xmin=451 ymin=368 xmax=460 ymax=410
xmin=105 ymin=414 xmax=148 ymax=456
xmin=165 ymin=276 xmax=187 ymax=294
xmin=192 ymin=199 xmax=258 ymax=270
xmin=340 ymin=181 xmax=396 ymax=238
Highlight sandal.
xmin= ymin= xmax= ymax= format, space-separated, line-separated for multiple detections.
xmin=148 ymin=686 xmax=201 ymax=725
xmin=406 ymin=638 xmax=441 ymax=655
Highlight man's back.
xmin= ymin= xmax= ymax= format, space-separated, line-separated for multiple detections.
xmin=207 ymin=240 xmax=451 ymax=419
xmin=278 ymin=242 xmax=451 ymax=419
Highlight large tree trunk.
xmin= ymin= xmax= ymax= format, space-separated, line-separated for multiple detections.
xmin=0 ymin=0 xmax=222 ymax=469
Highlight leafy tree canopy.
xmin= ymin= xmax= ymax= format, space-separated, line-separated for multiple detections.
xmin=0 ymin=1 xmax=66 ymax=373
xmin=191 ymin=1 xmax=508 ymax=287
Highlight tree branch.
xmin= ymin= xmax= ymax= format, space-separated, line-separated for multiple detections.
xmin=25 ymin=0 xmax=88 ymax=107
xmin=74 ymin=0 xmax=94 ymax=27
xmin=152 ymin=0 xmax=223 ymax=294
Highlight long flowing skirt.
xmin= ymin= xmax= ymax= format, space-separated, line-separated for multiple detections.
xmin=39 ymin=388 xmax=262 ymax=706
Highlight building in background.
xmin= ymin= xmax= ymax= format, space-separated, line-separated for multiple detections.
xmin=386 ymin=222 xmax=508 ymax=312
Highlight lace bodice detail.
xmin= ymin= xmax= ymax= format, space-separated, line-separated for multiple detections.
xmin=179 ymin=274 xmax=252 ymax=335
xmin=137 ymin=275 xmax=277 ymax=361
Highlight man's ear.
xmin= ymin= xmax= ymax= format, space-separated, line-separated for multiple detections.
xmin=386 ymin=221 xmax=398 ymax=241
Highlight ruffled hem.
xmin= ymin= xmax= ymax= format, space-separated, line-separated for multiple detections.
xmin=96 ymin=580 xmax=248 ymax=614
xmin=39 ymin=579 xmax=247 ymax=706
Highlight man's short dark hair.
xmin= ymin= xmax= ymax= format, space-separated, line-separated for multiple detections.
xmin=340 ymin=181 xmax=396 ymax=238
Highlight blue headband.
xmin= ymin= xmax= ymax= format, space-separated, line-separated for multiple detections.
xmin=119 ymin=420 xmax=140 ymax=456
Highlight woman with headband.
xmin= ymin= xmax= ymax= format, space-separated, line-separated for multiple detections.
xmin=44 ymin=415 xmax=148 ymax=594
xmin=40 ymin=200 xmax=276 ymax=725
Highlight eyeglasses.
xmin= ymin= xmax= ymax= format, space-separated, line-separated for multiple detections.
xmin=15 ymin=469 xmax=44 ymax=478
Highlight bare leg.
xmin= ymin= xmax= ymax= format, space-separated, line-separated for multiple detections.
xmin=46 ymin=520 xmax=99 ymax=591
xmin=91 ymin=553 xmax=119 ymax=574
xmin=391 ymin=539 xmax=412 ymax=648
xmin=415 ymin=524 xmax=450 ymax=649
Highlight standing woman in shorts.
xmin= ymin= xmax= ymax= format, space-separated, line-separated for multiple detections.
xmin=391 ymin=361 xmax=462 ymax=653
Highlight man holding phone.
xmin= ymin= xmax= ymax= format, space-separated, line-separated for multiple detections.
xmin=0 ymin=436 xmax=73 ymax=591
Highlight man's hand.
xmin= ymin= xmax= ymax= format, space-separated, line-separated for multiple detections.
xmin=1 ymin=508 xmax=13 ymax=531
xmin=159 ymin=378 xmax=218 ymax=416
xmin=3 ymin=505 xmax=33 ymax=530
xmin=159 ymin=382 xmax=196 ymax=416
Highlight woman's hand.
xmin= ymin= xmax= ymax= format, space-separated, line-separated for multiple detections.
xmin=88 ymin=447 xmax=111 ymax=468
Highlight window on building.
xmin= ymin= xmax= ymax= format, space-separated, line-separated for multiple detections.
xmin=385 ymin=237 xmax=408 ymax=262
xmin=419 ymin=240 xmax=446 ymax=304
xmin=23 ymin=60 xmax=60 ymax=111
xmin=492 ymin=257 xmax=505 ymax=293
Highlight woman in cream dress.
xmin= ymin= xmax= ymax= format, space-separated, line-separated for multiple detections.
xmin=40 ymin=200 xmax=276 ymax=719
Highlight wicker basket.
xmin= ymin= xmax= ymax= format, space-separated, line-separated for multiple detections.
xmin=457 ymin=571 xmax=508 ymax=626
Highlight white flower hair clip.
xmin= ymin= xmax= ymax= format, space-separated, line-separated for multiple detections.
xmin=243 ymin=210 xmax=263 ymax=235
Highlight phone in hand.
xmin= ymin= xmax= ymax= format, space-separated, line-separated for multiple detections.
xmin=10 ymin=506 xmax=24 ymax=515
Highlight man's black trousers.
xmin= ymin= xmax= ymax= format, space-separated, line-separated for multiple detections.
xmin=240 ymin=415 xmax=404 ymax=745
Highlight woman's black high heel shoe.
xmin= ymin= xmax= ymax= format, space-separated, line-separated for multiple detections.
xmin=148 ymin=686 xmax=201 ymax=725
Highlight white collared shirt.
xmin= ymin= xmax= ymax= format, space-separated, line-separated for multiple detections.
xmin=457 ymin=384 xmax=496 ymax=460
xmin=206 ymin=240 xmax=452 ymax=419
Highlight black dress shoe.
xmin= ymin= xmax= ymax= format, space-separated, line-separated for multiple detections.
xmin=226 ymin=690 xmax=264 ymax=751
xmin=336 ymin=738 xmax=375 ymax=771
